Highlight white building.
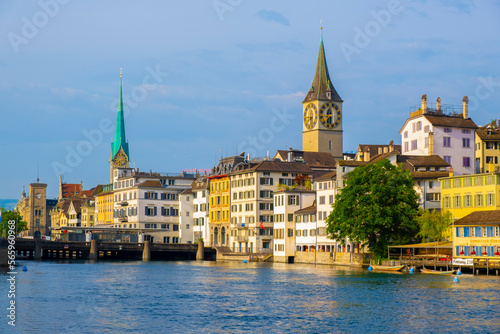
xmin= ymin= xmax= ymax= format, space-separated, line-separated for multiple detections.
xmin=229 ymin=160 xmax=314 ymax=254
xmin=399 ymin=95 xmax=477 ymax=175
xmin=314 ymin=171 xmax=337 ymax=252
xmin=191 ymin=177 xmax=209 ymax=243
xmin=112 ymin=169 xmax=195 ymax=243
xmin=273 ymin=189 xmax=315 ymax=263
xmin=294 ymin=203 xmax=317 ymax=252
xmin=179 ymin=189 xmax=194 ymax=243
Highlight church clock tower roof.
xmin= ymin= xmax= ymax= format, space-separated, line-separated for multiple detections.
xmin=111 ymin=69 xmax=130 ymax=160
xmin=303 ymin=29 xmax=342 ymax=103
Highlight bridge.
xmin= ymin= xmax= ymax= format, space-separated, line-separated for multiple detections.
xmin=8 ymin=239 xmax=216 ymax=261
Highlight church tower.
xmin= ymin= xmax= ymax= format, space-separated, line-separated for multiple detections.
xmin=302 ymin=28 xmax=343 ymax=160
xmin=110 ymin=69 xmax=130 ymax=183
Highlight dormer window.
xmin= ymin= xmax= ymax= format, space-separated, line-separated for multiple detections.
xmin=326 ymin=91 xmax=331 ymax=99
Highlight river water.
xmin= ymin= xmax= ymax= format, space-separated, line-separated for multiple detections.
xmin=1 ymin=260 xmax=499 ymax=333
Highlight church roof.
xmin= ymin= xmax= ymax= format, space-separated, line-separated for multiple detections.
xmin=111 ymin=70 xmax=130 ymax=160
xmin=303 ymin=30 xmax=342 ymax=103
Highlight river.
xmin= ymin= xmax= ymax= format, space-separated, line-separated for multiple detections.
xmin=1 ymin=260 xmax=499 ymax=333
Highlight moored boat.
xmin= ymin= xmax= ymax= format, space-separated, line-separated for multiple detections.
xmin=420 ymin=267 xmax=455 ymax=275
xmin=371 ymin=264 xmax=405 ymax=272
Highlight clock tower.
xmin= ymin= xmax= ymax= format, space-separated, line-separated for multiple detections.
xmin=110 ymin=69 xmax=131 ymax=183
xmin=302 ymin=28 xmax=343 ymax=160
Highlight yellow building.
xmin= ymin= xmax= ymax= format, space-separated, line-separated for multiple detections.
xmin=475 ymin=122 xmax=500 ymax=173
xmin=453 ymin=210 xmax=500 ymax=261
xmin=207 ymin=174 xmax=231 ymax=246
xmin=95 ymin=184 xmax=114 ymax=225
xmin=440 ymin=171 xmax=500 ymax=220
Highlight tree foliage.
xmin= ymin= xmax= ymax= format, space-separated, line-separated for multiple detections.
xmin=326 ymin=159 xmax=420 ymax=261
xmin=416 ymin=209 xmax=452 ymax=242
xmin=0 ymin=209 xmax=28 ymax=237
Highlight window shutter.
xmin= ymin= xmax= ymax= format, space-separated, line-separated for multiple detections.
xmin=456 ymin=227 xmax=459 ymax=238
xmin=477 ymin=246 xmax=482 ymax=255
xmin=154 ymin=207 xmax=157 ymax=216
xmin=270 ymin=178 xmax=274 ymax=185
xmin=455 ymin=246 xmax=459 ymax=256
xmin=260 ymin=178 xmax=264 ymax=185
xmin=145 ymin=207 xmax=148 ymax=216
xmin=465 ymin=246 xmax=469 ymax=256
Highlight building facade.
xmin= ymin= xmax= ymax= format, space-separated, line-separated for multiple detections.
xmin=191 ymin=178 xmax=209 ymax=243
xmin=475 ymin=121 xmax=500 ymax=173
xmin=399 ymin=95 xmax=477 ymax=175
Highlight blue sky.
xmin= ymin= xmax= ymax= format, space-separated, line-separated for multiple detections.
xmin=0 ymin=0 xmax=499 ymax=199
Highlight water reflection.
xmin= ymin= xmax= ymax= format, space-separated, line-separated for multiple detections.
xmin=1 ymin=260 xmax=499 ymax=333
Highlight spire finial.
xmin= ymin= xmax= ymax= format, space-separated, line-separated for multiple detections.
xmin=320 ymin=19 xmax=323 ymax=42
xmin=120 ymin=67 xmax=122 ymax=78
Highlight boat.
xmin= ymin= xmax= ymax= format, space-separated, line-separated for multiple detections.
xmin=420 ymin=267 xmax=455 ymax=275
xmin=370 ymin=264 xmax=405 ymax=272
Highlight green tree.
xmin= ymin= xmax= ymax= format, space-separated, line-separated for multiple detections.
xmin=326 ymin=159 xmax=420 ymax=262
xmin=0 ymin=209 xmax=28 ymax=237
xmin=416 ymin=209 xmax=452 ymax=242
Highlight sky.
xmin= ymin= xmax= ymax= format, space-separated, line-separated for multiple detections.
xmin=0 ymin=0 xmax=499 ymax=200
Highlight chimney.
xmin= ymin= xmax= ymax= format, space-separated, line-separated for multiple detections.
xmin=287 ymin=151 xmax=292 ymax=162
xmin=389 ymin=140 xmax=394 ymax=152
xmin=428 ymin=132 xmax=434 ymax=155
xmin=383 ymin=147 xmax=388 ymax=154
xmin=436 ymin=97 xmax=441 ymax=111
xmin=364 ymin=148 xmax=371 ymax=162
xmin=449 ymin=167 xmax=454 ymax=177
xmin=421 ymin=94 xmax=427 ymax=114
xmin=462 ymin=96 xmax=469 ymax=119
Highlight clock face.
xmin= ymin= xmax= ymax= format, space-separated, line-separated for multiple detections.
xmin=319 ymin=103 xmax=341 ymax=129
xmin=114 ymin=152 xmax=128 ymax=167
xmin=303 ymin=104 xmax=318 ymax=130
xmin=36 ymin=193 xmax=41 ymax=199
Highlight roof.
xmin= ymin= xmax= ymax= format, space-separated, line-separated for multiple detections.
xmin=388 ymin=241 xmax=452 ymax=249
xmin=302 ymin=32 xmax=342 ymax=103
xmin=424 ymin=114 xmax=478 ymax=129
xmin=399 ymin=155 xmax=450 ymax=168
xmin=476 ymin=125 xmax=500 ymax=141
xmin=137 ymin=180 xmax=164 ymax=188
xmin=231 ymin=160 xmax=314 ymax=175
xmin=275 ymin=150 xmax=336 ymax=169
xmin=454 ymin=210 xmax=500 ymax=226
xmin=180 ymin=189 xmax=193 ymax=195
xmin=191 ymin=178 xmax=208 ymax=190
xmin=295 ymin=204 xmax=317 ymax=215
xmin=314 ymin=170 xmax=336 ymax=181
xmin=411 ymin=171 xmax=450 ymax=179
xmin=337 ymin=160 xmax=368 ymax=167
xmin=111 ymin=73 xmax=130 ymax=160
xmin=61 ymin=183 xmax=82 ymax=198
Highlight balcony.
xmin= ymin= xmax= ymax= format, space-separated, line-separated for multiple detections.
xmin=237 ymin=223 xmax=248 ymax=229
xmin=118 ymin=216 xmax=128 ymax=223
xmin=119 ymin=201 xmax=128 ymax=206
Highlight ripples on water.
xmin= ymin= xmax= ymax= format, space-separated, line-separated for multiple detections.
xmin=1 ymin=260 xmax=499 ymax=333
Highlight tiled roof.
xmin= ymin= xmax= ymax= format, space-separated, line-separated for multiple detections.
xmin=295 ymin=204 xmax=317 ymax=215
xmin=476 ymin=126 xmax=500 ymax=141
xmin=410 ymin=171 xmax=450 ymax=179
xmin=275 ymin=150 xmax=336 ymax=169
xmin=61 ymin=183 xmax=82 ymax=198
xmin=398 ymin=155 xmax=450 ymax=168
xmin=180 ymin=189 xmax=193 ymax=195
xmin=314 ymin=171 xmax=336 ymax=181
xmin=232 ymin=160 xmax=314 ymax=175
xmin=358 ymin=144 xmax=401 ymax=155
xmin=423 ymin=115 xmax=477 ymax=129
xmin=137 ymin=180 xmax=164 ymax=188
xmin=191 ymin=177 xmax=208 ymax=190
xmin=454 ymin=210 xmax=500 ymax=226
xmin=337 ymin=160 xmax=368 ymax=167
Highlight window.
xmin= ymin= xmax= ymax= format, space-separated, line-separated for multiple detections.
xmin=288 ymin=214 xmax=294 ymax=222
xmin=464 ymin=195 xmax=471 ymax=207
xmin=454 ymin=196 xmax=461 ymax=208
xmin=476 ymin=194 xmax=483 ymax=207
xmin=411 ymin=140 xmax=418 ymax=150
xmin=487 ymin=193 xmax=494 ymax=206
xmin=424 ymin=125 xmax=430 ymax=133
xmin=287 ymin=229 xmax=293 ymax=237
xmin=260 ymin=177 xmax=273 ymax=185
xmin=404 ymin=142 xmax=409 ymax=152
xmin=462 ymin=129 xmax=471 ymax=134
xmin=145 ymin=206 xmax=157 ymax=216
xmin=416 ymin=121 xmax=422 ymax=131
xmin=424 ymin=137 xmax=429 ymax=148
xmin=319 ymin=196 xmax=325 ymax=205
xmin=173 ymin=225 xmax=179 ymax=231
xmin=329 ymin=195 xmax=334 ymax=204
xmin=404 ymin=131 xmax=408 ymax=138
xmin=463 ymin=138 xmax=470 ymax=148
xmin=443 ymin=156 xmax=451 ymax=164
xmin=444 ymin=128 xmax=452 ymax=133
xmin=443 ymin=137 xmax=451 ymax=147
xmin=463 ymin=157 xmax=471 ymax=168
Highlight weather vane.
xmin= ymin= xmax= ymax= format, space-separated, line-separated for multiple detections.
xmin=120 ymin=67 xmax=123 ymax=78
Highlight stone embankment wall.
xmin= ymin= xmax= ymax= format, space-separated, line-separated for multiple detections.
xmin=295 ymin=251 xmax=371 ymax=267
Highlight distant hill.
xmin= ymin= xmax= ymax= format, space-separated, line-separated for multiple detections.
xmin=0 ymin=199 xmax=18 ymax=210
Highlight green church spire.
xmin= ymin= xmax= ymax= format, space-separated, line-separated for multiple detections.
xmin=303 ymin=28 xmax=342 ymax=103
xmin=111 ymin=68 xmax=130 ymax=160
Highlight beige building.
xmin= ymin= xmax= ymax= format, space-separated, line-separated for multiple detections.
xmin=229 ymin=160 xmax=313 ymax=253
xmin=475 ymin=121 xmax=500 ymax=173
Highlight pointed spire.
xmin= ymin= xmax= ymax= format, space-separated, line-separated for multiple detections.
xmin=303 ymin=28 xmax=342 ymax=103
xmin=111 ymin=68 xmax=130 ymax=160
